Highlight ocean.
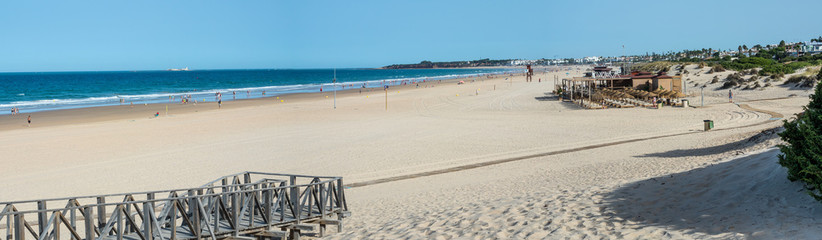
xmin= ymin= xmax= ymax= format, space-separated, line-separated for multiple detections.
xmin=0 ymin=68 xmax=519 ymax=114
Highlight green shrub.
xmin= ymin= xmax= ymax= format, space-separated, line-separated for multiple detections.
xmin=721 ymin=57 xmax=775 ymax=71
xmin=778 ymin=83 xmax=822 ymax=201
xmin=761 ymin=62 xmax=812 ymax=76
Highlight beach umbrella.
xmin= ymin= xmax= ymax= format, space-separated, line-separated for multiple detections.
xmin=673 ymin=91 xmax=688 ymax=98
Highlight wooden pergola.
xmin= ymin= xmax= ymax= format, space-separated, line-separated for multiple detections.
xmin=555 ymin=77 xmax=633 ymax=102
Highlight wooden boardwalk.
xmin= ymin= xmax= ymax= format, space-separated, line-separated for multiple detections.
xmin=1 ymin=172 xmax=349 ymax=240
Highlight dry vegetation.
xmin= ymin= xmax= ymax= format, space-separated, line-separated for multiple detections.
xmin=631 ymin=61 xmax=676 ymax=73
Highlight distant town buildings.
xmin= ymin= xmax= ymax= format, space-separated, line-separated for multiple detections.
xmin=384 ymin=37 xmax=822 ymax=69
xmin=800 ymin=42 xmax=822 ymax=54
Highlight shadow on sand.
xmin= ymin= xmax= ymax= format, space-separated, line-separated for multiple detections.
xmin=636 ymin=128 xmax=780 ymax=158
xmin=603 ymin=149 xmax=822 ymax=238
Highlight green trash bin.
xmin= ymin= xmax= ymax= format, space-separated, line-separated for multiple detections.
xmin=703 ymin=120 xmax=714 ymax=131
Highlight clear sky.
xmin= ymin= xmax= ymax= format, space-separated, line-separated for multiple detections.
xmin=1 ymin=0 xmax=821 ymax=72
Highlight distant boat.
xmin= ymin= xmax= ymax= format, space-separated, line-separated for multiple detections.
xmin=167 ymin=67 xmax=190 ymax=71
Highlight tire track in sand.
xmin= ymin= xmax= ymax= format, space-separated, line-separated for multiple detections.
xmin=346 ymin=103 xmax=784 ymax=188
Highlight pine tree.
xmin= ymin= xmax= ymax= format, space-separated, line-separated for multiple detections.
xmin=779 ymin=82 xmax=822 ymax=201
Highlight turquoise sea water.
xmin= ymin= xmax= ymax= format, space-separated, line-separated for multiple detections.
xmin=0 ymin=68 xmax=518 ymax=114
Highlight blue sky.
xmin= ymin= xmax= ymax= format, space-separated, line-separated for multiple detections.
xmin=1 ymin=0 xmax=821 ymax=72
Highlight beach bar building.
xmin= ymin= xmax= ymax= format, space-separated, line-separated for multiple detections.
xmin=556 ymin=68 xmax=684 ymax=109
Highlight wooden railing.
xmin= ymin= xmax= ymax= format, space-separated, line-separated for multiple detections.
xmin=0 ymin=172 xmax=349 ymax=240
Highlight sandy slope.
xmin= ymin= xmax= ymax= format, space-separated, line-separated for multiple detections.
xmin=2 ymin=66 xmax=821 ymax=239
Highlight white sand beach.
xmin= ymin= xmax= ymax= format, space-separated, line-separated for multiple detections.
xmin=2 ymin=65 xmax=821 ymax=239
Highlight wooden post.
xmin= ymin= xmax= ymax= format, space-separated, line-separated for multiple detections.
xmin=53 ymin=212 xmax=60 ymax=240
xmin=83 ymin=208 xmax=93 ymax=240
xmin=96 ymin=198 xmax=106 ymax=231
xmin=69 ymin=203 xmax=77 ymax=240
xmin=232 ymin=192 xmax=239 ymax=237
xmin=116 ymin=205 xmax=123 ymax=240
xmin=319 ymin=223 xmax=326 ymax=238
xmin=142 ymin=202 xmax=152 ymax=240
xmin=124 ymin=197 xmax=132 ymax=234
xmin=319 ymin=183 xmax=326 ymax=216
xmin=213 ymin=198 xmax=219 ymax=236
xmin=289 ymin=176 xmax=298 ymax=220
xmin=7 ymin=208 xmax=13 ymax=240
xmin=36 ymin=201 xmax=46 ymax=235
xmin=336 ymin=178 xmax=344 ymax=232
xmin=188 ymin=191 xmax=200 ymax=240
xmin=169 ymin=201 xmax=177 ymax=240
xmin=146 ymin=193 xmax=155 ymax=209
xmin=14 ymin=214 xmax=24 ymax=240
xmin=263 ymin=189 xmax=272 ymax=229
xmin=248 ymin=191 xmax=255 ymax=228
xmin=307 ymin=185 xmax=313 ymax=217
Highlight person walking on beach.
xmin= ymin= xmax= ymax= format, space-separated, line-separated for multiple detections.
xmin=27 ymin=115 xmax=31 ymax=127
xmin=729 ymin=89 xmax=734 ymax=103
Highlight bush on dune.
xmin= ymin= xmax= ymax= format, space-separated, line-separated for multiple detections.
xmin=726 ymin=72 xmax=744 ymax=82
xmin=779 ymin=83 xmax=822 ymax=202
xmin=720 ymin=80 xmax=739 ymax=89
xmin=785 ymin=75 xmax=818 ymax=88
xmin=632 ymin=61 xmax=674 ymax=72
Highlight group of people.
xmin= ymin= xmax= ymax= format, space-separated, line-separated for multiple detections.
xmin=181 ymin=94 xmax=194 ymax=104
xmin=9 ymin=108 xmax=30 ymax=127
